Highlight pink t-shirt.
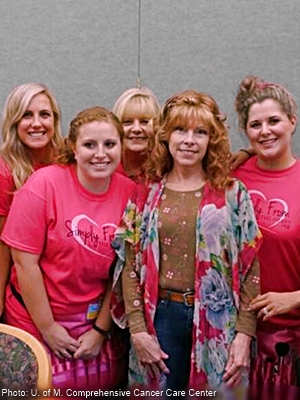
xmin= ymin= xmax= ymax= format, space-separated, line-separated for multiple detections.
xmin=0 ymin=157 xmax=50 ymax=217
xmin=116 ymin=163 xmax=127 ymax=176
xmin=116 ymin=162 xmax=149 ymax=203
xmin=233 ymin=156 xmax=300 ymax=327
xmin=0 ymin=157 xmax=14 ymax=217
xmin=1 ymin=164 xmax=137 ymax=317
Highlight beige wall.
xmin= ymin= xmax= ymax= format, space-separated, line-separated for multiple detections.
xmin=0 ymin=0 xmax=299 ymax=152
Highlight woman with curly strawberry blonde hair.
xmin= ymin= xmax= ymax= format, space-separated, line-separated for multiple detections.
xmin=113 ymin=89 xmax=262 ymax=396
xmin=145 ymin=89 xmax=232 ymax=189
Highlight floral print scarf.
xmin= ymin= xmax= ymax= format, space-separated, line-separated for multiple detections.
xmin=112 ymin=177 xmax=262 ymax=388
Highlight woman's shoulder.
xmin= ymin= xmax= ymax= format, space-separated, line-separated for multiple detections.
xmin=21 ymin=164 xmax=70 ymax=192
xmin=228 ymin=177 xmax=248 ymax=191
xmin=0 ymin=157 xmax=12 ymax=176
xmin=113 ymin=171 xmax=138 ymax=190
xmin=291 ymin=158 xmax=300 ymax=171
xmin=232 ymin=156 xmax=258 ymax=176
xmin=225 ymin=178 xmax=251 ymax=205
xmin=29 ymin=163 xmax=68 ymax=179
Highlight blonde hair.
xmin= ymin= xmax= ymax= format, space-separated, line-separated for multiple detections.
xmin=112 ymin=86 xmax=160 ymax=150
xmin=113 ymin=86 xmax=160 ymax=120
xmin=0 ymin=82 xmax=63 ymax=188
xmin=146 ymin=89 xmax=232 ymax=190
xmin=58 ymin=106 xmax=124 ymax=164
xmin=235 ymin=75 xmax=297 ymax=131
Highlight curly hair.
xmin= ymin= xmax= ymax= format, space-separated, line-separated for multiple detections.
xmin=58 ymin=106 xmax=124 ymax=164
xmin=235 ymin=75 xmax=297 ymax=132
xmin=145 ymin=89 xmax=232 ymax=190
xmin=0 ymin=82 xmax=63 ymax=188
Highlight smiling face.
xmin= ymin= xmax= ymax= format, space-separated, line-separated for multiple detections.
xmin=246 ymin=99 xmax=297 ymax=169
xmin=122 ymin=102 xmax=153 ymax=153
xmin=168 ymin=120 xmax=210 ymax=172
xmin=74 ymin=120 xmax=121 ymax=193
xmin=17 ymin=93 xmax=55 ymax=151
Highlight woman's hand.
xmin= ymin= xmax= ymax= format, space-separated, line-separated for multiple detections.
xmin=248 ymin=291 xmax=300 ymax=321
xmin=73 ymin=329 xmax=104 ymax=360
xmin=41 ymin=321 xmax=79 ymax=359
xmin=230 ymin=149 xmax=252 ymax=170
xmin=223 ymin=332 xmax=251 ymax=387
xmin=131 ymin=332 xmax=170 ymax=380
xmin=11 ymin=249 xmax=80 ymax=359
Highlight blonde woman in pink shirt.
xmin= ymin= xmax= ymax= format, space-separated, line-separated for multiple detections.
xmin=0 ymin=83 xmax=64 ymax=319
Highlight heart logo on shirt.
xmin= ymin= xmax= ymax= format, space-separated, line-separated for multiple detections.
xmin=248 ymin=190 xmax=289 ymax=229
xmin=70 ymin=214 xmax=117 ymax=257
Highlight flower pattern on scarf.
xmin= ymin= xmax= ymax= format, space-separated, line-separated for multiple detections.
xmin=112 ymin=178 xmax=262 ymax=388
xmin=196 ymin=337 xmax=228 ymax=387
xmin=198 ymin=204 xmax=228 ymax=262
xmin=201 ymin=268 xmax=235 ymax=331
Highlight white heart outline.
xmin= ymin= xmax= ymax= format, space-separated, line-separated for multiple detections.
xmin=249 ymin=189 xmax=289 ymax=228
xmin=71 ymin=214 xmax=116 ymax=258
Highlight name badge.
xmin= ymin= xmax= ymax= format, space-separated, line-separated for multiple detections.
xmin=86 ymin=302 xmax=101 ymax=320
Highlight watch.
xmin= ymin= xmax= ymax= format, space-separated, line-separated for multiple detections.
xmin=92 ymin=323 xmax=111 ymax=340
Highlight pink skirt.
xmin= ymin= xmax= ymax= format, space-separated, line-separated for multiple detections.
xmin=50 ymin=313 xmax=128 ymax=390
xmin=5 ymin=289 xmax=128 ymax=390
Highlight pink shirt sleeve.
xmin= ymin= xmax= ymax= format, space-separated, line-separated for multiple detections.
xmin=1 ymin=178 xmax=47 ymax=254
xmin=0 ymin=158 xmax=14 ymax=217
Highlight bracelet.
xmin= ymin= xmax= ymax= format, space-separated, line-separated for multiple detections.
xmin=92 ymin=323 xmax=111 ymax=340
xmin=240 ymin=148 xmax=252 ymax=158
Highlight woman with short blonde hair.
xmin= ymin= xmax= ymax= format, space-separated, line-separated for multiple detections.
xmin=112 ymin=86 xmax=160 ymax=183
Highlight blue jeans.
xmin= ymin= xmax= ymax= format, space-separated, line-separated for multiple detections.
xmin=154 ymin=298 xmax=194 ymax=392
